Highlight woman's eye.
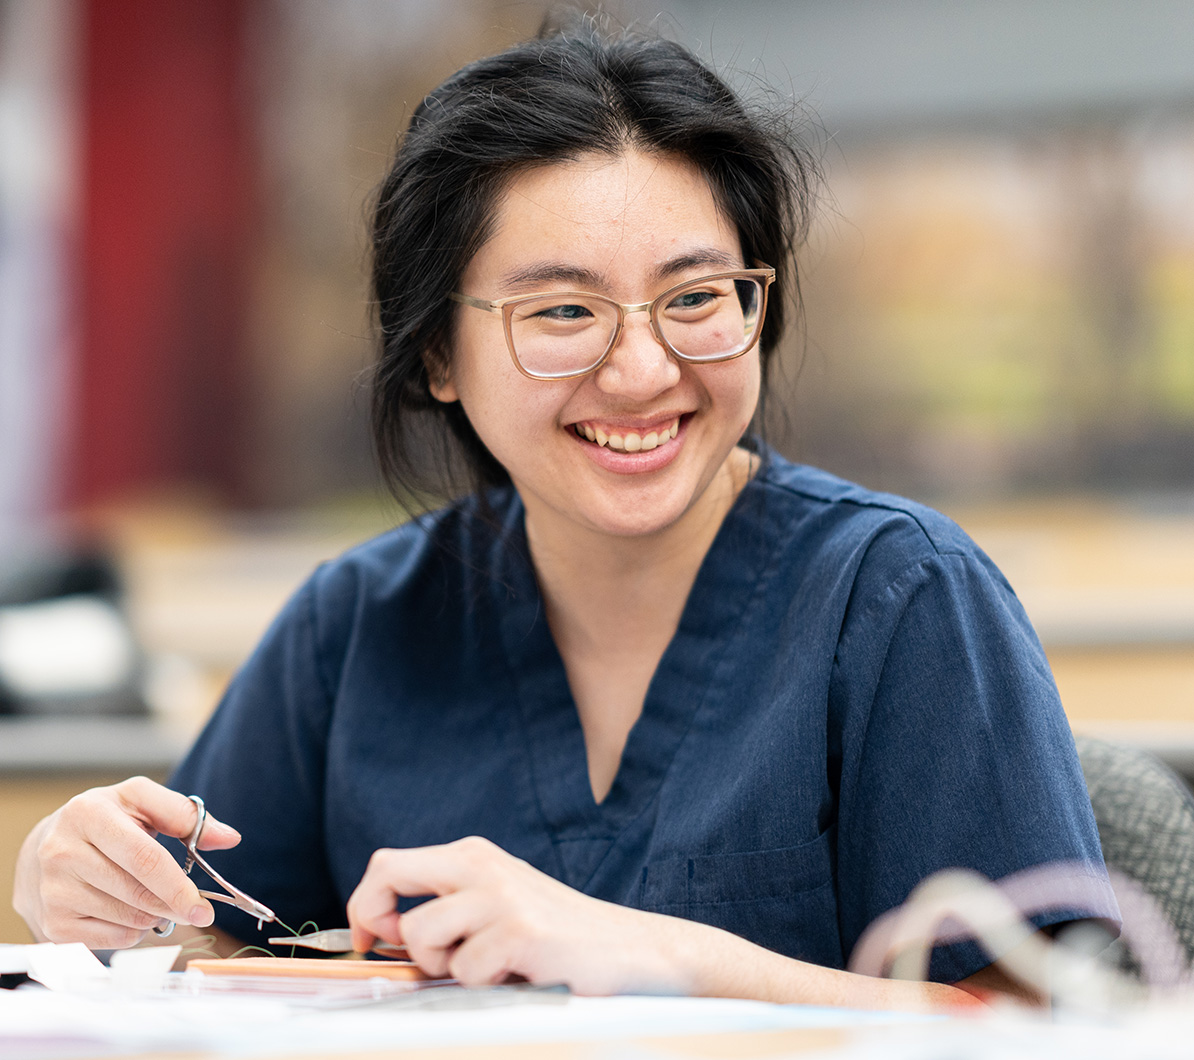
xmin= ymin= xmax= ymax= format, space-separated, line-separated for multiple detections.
xmin=669 ymin=290 xmax=717 ymax=311
xmin=538 ymin=303 xmax=593 ymax=321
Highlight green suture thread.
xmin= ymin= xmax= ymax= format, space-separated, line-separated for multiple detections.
xmin=176 ymin=933 xmax=274 ymax=962
xmin=263 ymin=911 xmax=322 ymax=959
xmin=174 ymin=916 xmax=325 ymax=962
xmin=178 ymin=934 xmax=222 ymax=960
xmin=228 ymin=944 xmax=278 ymax=959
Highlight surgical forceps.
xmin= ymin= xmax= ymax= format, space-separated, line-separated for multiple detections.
xmin=154 ymin=795 xmax=276 ymax=937
xmin=267 ymin=928 xmax=409 ymax=958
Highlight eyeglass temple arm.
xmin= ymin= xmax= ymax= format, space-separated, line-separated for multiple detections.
xmin=448 ymin=291 xmax=500 ymax=312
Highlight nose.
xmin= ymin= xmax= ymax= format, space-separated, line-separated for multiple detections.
xmin=593 ymin=311 xmax=681 ymax=399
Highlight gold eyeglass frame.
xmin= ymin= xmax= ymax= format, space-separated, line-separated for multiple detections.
xmin=449 ymin=265 xmax=776 ymax=381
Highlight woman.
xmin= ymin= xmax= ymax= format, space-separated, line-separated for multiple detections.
xmin=13 ymin=21 xmax=1118 ymax=1007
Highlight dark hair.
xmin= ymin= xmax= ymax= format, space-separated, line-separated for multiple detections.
xmin=370 ymin=17 xmax=818 ymax=506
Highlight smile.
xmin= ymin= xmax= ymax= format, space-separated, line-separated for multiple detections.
xmin=572 ymin=417 xmax=681 ymax=453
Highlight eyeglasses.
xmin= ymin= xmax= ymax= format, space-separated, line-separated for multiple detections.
xmin=449 ymin=266 xmax=775 ymax=381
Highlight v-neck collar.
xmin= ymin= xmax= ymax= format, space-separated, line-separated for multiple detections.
xmin=491 ymin=464 xmax=785 ymax=884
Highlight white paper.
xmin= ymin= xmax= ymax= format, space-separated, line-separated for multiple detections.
xmin=0 ymin=982 xmax=929 ymax=1057
xmin=803 ymin=1006 xmax=1194 ymax=1060
xmin=0 ymin=944 xmax=30 ymax=974
xmin=19 ymin=946 xmax=1192 ymax=1060
xmin=24 ymin=942 xmax=107 ymax=992
xmin=22 ymin=942 xmax=181 ymax=994
xmin=109 ymin=945 xmax=181 ymax=990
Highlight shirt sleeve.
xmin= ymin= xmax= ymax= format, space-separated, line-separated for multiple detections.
xmin=166 ymin=567 xmax=346 ymax=945
xmin=830 ymin=535 xmax=1121 ymax=982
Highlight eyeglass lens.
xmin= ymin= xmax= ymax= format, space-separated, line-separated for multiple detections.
xmin=508 ymin=276 xmax=763 ymax=378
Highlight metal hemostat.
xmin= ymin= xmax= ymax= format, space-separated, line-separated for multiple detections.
xmin=155 ymin=795 xmax=277 ymax=936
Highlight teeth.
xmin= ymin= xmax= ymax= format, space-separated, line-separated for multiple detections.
xmin=576 ymin=418 xmax=680 ymax=452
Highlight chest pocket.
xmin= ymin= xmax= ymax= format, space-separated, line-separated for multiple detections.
xmin=637 ymin=827 xmax=841 ymax=967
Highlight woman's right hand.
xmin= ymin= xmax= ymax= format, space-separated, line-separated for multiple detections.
xmin=12 ymin=776 xmax=241 ymax=949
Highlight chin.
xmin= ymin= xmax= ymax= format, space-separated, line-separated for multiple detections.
xmin=580 ymin=496 xmax=693 ymax=539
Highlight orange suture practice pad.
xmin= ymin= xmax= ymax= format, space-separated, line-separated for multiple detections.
xmin=186 ymin=957 xmax=437 ymax=981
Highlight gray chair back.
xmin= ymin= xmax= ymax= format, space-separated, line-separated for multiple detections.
xmin=1075 ymin=735 xmax=1194 ymax=970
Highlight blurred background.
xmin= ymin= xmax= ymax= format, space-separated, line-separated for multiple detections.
xmin=1 ymin=0 xmax=1192 ymax=940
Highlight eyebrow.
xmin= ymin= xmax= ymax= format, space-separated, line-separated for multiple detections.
xmin=500 ymin=263 xmax=604 ymax=291
xmin=651 ymin=248 xmax=742 ymax=281
xmin=497 ymin=247 xmax=744 ymax=294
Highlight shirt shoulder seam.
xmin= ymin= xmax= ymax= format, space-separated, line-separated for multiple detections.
xmin=753 ymin=474 xmax=970 ymax=561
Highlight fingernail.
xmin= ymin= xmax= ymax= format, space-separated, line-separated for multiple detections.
xmin=190 ymin=905 xmax=214 ymax=927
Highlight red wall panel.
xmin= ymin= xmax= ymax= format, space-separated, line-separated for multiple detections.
xmin=73 ymin=0 xmax=254 ymax=505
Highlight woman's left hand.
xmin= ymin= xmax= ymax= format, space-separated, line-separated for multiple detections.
xmin=346 ymin=836 xmax=698 ymax=995
xmin=346 ymin=836 xmax=998 ymax=1010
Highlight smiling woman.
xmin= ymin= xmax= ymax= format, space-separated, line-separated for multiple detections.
xmin=13 ymin=15 xmax=1119 ymax=1009
xmin=433 ymin=151 xmax=760 ymax=542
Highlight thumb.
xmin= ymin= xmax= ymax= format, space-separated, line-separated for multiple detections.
xmin=195 ymin=812 xmax=242 ymax=851
xmin=115 ymin=778 xmax=241 ymax=849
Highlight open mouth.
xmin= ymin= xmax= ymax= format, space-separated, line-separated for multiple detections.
xmin=572 ymin=416 xmax=682 ymax=453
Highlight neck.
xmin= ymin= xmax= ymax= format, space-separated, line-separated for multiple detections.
xmin=524 ymin=447 xmax=756 ymax=655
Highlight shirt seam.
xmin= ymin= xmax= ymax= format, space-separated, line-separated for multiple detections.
xmin=752 ymin=475 xmax=969 ymax=561
xmin=838 ymin=550 xmax=992 ymax=804
xmin=304 ymin=565 xmax=339 ymax=708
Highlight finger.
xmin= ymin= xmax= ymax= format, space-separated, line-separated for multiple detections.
xmin=37 ymin=802 xmax=207 ymax=925
xmin=360 ymin=842 xmax=483 ymax=897
xmin=114 ymin=778 xmax=241 ymax=847
xmin=57 ymin=842 xmax=176 ymax=921
xmin=349 ymin=909 xmax=401 ymax=957
xmin=346 ymin=844 xmax=470 ymax=950
xmin=348 ymin=838 xmax=509 ymax=955
xmin=65 ymin=877 xmax=170 ymax=934
xmin=447 ymin=920 xmax=525 ymax=988
xmin=44 ymin=912 xmax=153 ymax=951
xmin=398 ymin=891 xmax=491 ymax=978
xmin=346 ymin=852 xmax=402 ymax=954
xmin=192 ymin=807 xmax=241 ymax=852
xmin=84 ymin=806 xmax=214 ymax=926
xmin=39 ymin=875 xmax=167 ymax=949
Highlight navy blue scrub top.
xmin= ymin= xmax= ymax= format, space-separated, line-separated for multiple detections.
xmin=169 ymin=450 xmax=1118 ymax=982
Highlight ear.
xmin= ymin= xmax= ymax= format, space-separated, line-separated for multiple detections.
xmin=425 ymin=349 xmax=459 ymax=403
xmin=429 ymin=372 xmax=459 ymax=403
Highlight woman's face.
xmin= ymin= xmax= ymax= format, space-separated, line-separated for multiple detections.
xmin=432 ymin=149 xmax=761 ymax=543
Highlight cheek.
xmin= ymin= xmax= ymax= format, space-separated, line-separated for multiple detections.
xmin=701 ymin=356 xmax=761 ymax=431
xmin=454 ymin=369 xmax=570 ymax=456
xmin=741 ymin=356 xmax=762 ymax=420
